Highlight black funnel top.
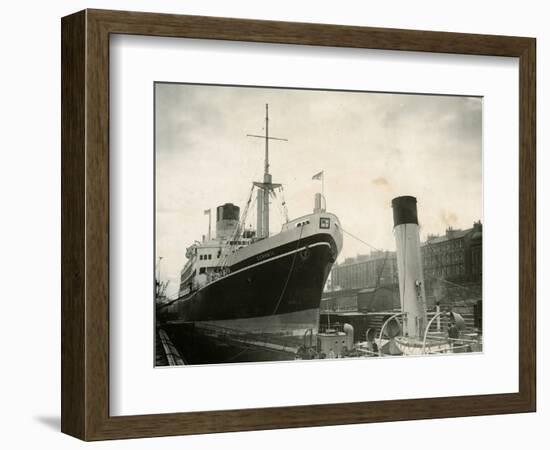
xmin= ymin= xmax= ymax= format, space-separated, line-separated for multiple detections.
xmin=392 ymin=196 xmax=418 ymax=226
xmin=216 ymin=203 xmax=240 ymax=222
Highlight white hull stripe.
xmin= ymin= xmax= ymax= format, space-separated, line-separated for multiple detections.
xmin=184 ymin=241 xmax=332 ymax=301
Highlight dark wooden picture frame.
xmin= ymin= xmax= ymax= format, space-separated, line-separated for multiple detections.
xmin=61 ymin=9 xmax=536 ymax=441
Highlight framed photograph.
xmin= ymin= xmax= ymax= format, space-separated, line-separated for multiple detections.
xmin=61 ymin=9 xmax=536 ymax=440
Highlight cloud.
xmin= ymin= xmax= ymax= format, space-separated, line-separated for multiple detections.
xmin=372 ymin=177 xmax=391 ymax=188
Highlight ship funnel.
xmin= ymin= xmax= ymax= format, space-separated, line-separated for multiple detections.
xmin=392 ymin=196 xmax=427 ymax=338
xmin=216 ymin=203 xmax=240 ymax=240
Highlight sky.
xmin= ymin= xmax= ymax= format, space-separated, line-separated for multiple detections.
xmin=155 ymin=83 xmax=482 ymax=297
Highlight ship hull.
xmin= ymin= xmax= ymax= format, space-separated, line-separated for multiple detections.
xmin=162 ymin=321 xmax=303 ymax=365
xmin=164 ymin=232 xmax=337 ymax=336
xmin=198 ymin=307 xmax=320 ymax=336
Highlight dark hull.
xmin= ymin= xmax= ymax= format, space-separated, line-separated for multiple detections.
xmin=161 ymin=321 xmax=300 ymax=365
xmin=161 ymin=233 xmax=337 ymax=332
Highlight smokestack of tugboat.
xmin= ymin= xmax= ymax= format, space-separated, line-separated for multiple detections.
xmin=216 ymin=203 xmax=240 ymax=240
xmin=392 ymin=196 xmax=427 ymax=339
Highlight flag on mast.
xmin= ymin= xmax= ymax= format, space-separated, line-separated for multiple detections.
xmin=204 ymin=209 xmax=211 ymax=215
xmin=312 ymin=170 xmax=324 ymax=181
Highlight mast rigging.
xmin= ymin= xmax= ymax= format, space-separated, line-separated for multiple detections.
xmin=247 ymin=104 xmax=287 ymax=238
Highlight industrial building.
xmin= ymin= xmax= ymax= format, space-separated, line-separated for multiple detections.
xmin=324 ymin=221 xmax=483 ymax=314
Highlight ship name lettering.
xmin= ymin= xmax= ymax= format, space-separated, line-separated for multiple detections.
xmin=256 ymin=251 xmax=275 ymax=261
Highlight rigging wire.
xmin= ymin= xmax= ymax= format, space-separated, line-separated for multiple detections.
xmin=219 ymin=184 xmax=255 ymax=269
xmin=343 ymin=224 xmax=471 ymax=331
xmin=269 ymin=189 xmax=287 ymax=230
xmin=424 ymin=273 xmax=472 ymax=290
xmin=340 ymin=227 xmax=383 ymax=253
xmin=374 ymin=251 xmax=389 ymax=289
xmin=278 ymin=186 xmax=289 ymax=223
xmin=338 ymin=225 xmax=391 ymax=293
xmin=271 ymin=224 xmax=305 ymax=316
xmin=422 ymin=242 xmax=472 ymax=291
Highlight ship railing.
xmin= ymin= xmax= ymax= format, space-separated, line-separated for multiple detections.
xmin=355 ymin=347 xmax=380 ymax=357
xmin=421 ymin=335 xmax=482 ymax=355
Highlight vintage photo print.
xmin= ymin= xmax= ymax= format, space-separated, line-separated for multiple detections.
xmin=154 ymin=82 xmax=482 ymax=366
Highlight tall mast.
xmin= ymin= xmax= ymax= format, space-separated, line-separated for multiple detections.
xmin=247 ymin=104 xmax=287 ymax=239
xmin=263 ymin=104 xmax=271 ymax=237
xmin=265 ymin=104 xmax=269 ymax=175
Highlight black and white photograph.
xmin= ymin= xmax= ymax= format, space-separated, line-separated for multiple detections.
xmin=3 ymin=1 xmax=543 ymax=447
xmin=154 ymin=82 xmax=483 ymax=366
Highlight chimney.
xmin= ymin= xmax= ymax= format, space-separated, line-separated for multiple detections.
xmin=392 ymin=196 xmax=427 ymax=338
xmin=216 ymin=203 xmax=240 ymax=240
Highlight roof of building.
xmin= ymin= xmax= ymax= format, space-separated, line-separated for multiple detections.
xmin=423 ymin=228 xmax=470 ymax=245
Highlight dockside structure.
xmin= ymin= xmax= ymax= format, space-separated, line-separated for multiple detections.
xmin=324 ymin=221 xmax=482 ymax=313
xmin=330 ymin=221 xmax=482 ymax=291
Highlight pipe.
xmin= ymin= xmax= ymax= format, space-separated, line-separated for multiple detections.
xmin=422 ymin=311 xmax=447 ymax=354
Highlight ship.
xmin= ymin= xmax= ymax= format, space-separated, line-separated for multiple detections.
xmin=159 ymin=105 xmax=343 ymax=347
